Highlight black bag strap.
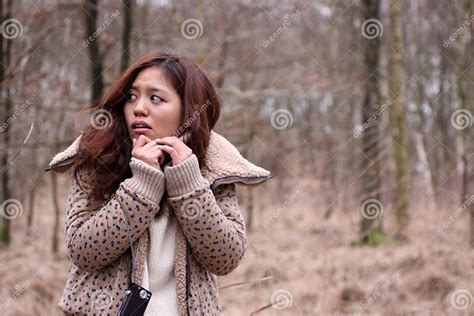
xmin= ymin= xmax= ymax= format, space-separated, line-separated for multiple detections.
xmin=121 ymin=207 xmax=137 ymax=279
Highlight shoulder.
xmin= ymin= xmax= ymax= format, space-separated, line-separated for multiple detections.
xmin=200 ymin=130 xmax=272 ymax=189
xmin=212 ymin=182 xmax=237 ymax=198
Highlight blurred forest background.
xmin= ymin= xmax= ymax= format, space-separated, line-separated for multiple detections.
xmin=0 ymin=0 xmax=473 ymax=315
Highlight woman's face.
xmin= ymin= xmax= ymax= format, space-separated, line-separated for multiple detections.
xmin=124 ymin=67 xmax=181 ymax=140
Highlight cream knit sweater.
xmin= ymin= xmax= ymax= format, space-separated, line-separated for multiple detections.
xmin=136 ymin=158 xmax=179 ymax=316
xmin=143 ymin=205 xmax=179 ymax=316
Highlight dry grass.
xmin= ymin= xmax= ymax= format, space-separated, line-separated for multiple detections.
xmin=220 ymin=178 xmax=473 ymax=315
xmin=0 ymin=174 xmax=473 ymax=315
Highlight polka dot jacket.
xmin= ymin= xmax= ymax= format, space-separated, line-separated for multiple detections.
xmin=47 ymin=131 xmax=272 ymax=316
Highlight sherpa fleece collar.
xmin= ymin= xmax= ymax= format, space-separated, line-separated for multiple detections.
xmin=46 ymin=130 xmax=272 ymax=188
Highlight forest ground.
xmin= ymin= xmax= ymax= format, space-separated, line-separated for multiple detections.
xmin=0 ymin=174 xmax=472 ymax=315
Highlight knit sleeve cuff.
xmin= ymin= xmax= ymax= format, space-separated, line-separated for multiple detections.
xmin=123 ymin=157 xmax=165 ymax=201
xmin=164 ymin=154 xmax=209 ymax=197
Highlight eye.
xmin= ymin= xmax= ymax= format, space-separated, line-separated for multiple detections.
xmin=125 ymin=93 xmax=136 ymax=102
xmin=150 ymin=95 xmax=164 ymax=103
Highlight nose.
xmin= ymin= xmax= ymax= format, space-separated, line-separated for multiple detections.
xmin=133 ymin=97 xmax=148 ymax=117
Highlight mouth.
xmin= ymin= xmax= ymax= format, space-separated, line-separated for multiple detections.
xmin=131 ymin=121 xmax=152 ymax=133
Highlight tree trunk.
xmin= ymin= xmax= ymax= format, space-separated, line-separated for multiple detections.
xmin=465 ymin=0 xmax=474 ymax=247
xmin=120 ymin=0 xmax=133 ymax=73
xmin=84 ymin=0 xmax=104 ymax=107
xmin=359 ymin=0 xmax=384 ymax=244
xmin=51 ymin=93 xmax=68 ymax=253
xmin=51 ymin=168 xmax=60 ymax=254
xmin=0 ymin=0 xmax=13 ymax=246
xmin=27 ymin=182 xmax=36 ymax=230
xmin=454 ymin=0 xmax=469 ymax=203
xmin=414 ymin=132 xmax=435 ymax=210
xmin=389 ymin=0 xmax=410 ymax=241
xmin=242 ymin=95 xmax=259 ymax=232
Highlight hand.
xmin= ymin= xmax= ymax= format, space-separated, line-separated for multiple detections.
xmin=131 ymin=135 xmax=166 ymax=169
xmin=155 ymin=136 xmax=193 ymax=166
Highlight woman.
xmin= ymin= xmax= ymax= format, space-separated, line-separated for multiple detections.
xmin=47 ymin=52 xmax=272 ymax=315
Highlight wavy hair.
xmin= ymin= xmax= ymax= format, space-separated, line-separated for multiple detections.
xmin=72 ymin=52 xmax=221 ymax=205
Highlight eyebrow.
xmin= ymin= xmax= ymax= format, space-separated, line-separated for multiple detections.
xmin=130 ymin=84 xmax=169 ymax=94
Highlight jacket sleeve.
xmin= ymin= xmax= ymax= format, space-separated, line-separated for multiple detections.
xmin=164 ymin=154 xmax=247 ymax=276
xmin=65 ymin=157 xmax=165 ymax=272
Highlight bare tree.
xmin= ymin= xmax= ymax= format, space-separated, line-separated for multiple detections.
xmin=120 ymin=0 xmax=133 ymax=73
xmin=359 ymin=0 xmax=384 ymax=244
xmin=389 ymin=0 xmax=410 ymax=241
xmin=0 ymin=0 xmax=13 ymax=246
xmin=461 ymin=0 xmax=474 ymax=247
xmin=83 ymin=0 xmax=104 ymax=107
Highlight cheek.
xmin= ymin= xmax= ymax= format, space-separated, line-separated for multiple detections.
xmin=123 ymin=104 xmax=133 ymax=124
xmin=152 ymin=104 xmax=181 ymax=123
xmin=170 ymin=101 xmax=182 ymax=123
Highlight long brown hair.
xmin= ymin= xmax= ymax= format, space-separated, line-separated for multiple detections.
xmin=72 ymin=52 xmax=221 ymax=205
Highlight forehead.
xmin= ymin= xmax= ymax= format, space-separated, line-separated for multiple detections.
xmin=132 ymin=67 xmax=173 ymax=90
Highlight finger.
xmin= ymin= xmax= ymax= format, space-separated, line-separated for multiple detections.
xmin=146 ymin=147 xmax=163 ymax=156
xmin=135 ymin=135 xmax=150 ymax=148
xmin=136 ymin=135 xmax=158 ymax=151
xmin=158 ymin=144 xmax=179 ymax=162
xmin=141 ymin=138 xmax=160 ymax=150
xmin=146 ymin=148 xmax=165 ymax=166
xmin=155 ymin=137 xmax=181 ymax=149
xmin=141 ymin=146 xmax=165 ymax=160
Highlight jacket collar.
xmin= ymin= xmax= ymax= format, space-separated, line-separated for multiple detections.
xmin=46 ymin=130 xmax=272 ymax=189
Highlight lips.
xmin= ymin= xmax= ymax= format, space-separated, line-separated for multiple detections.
xmin=131 ymin=121 xmax=152 ymax=130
